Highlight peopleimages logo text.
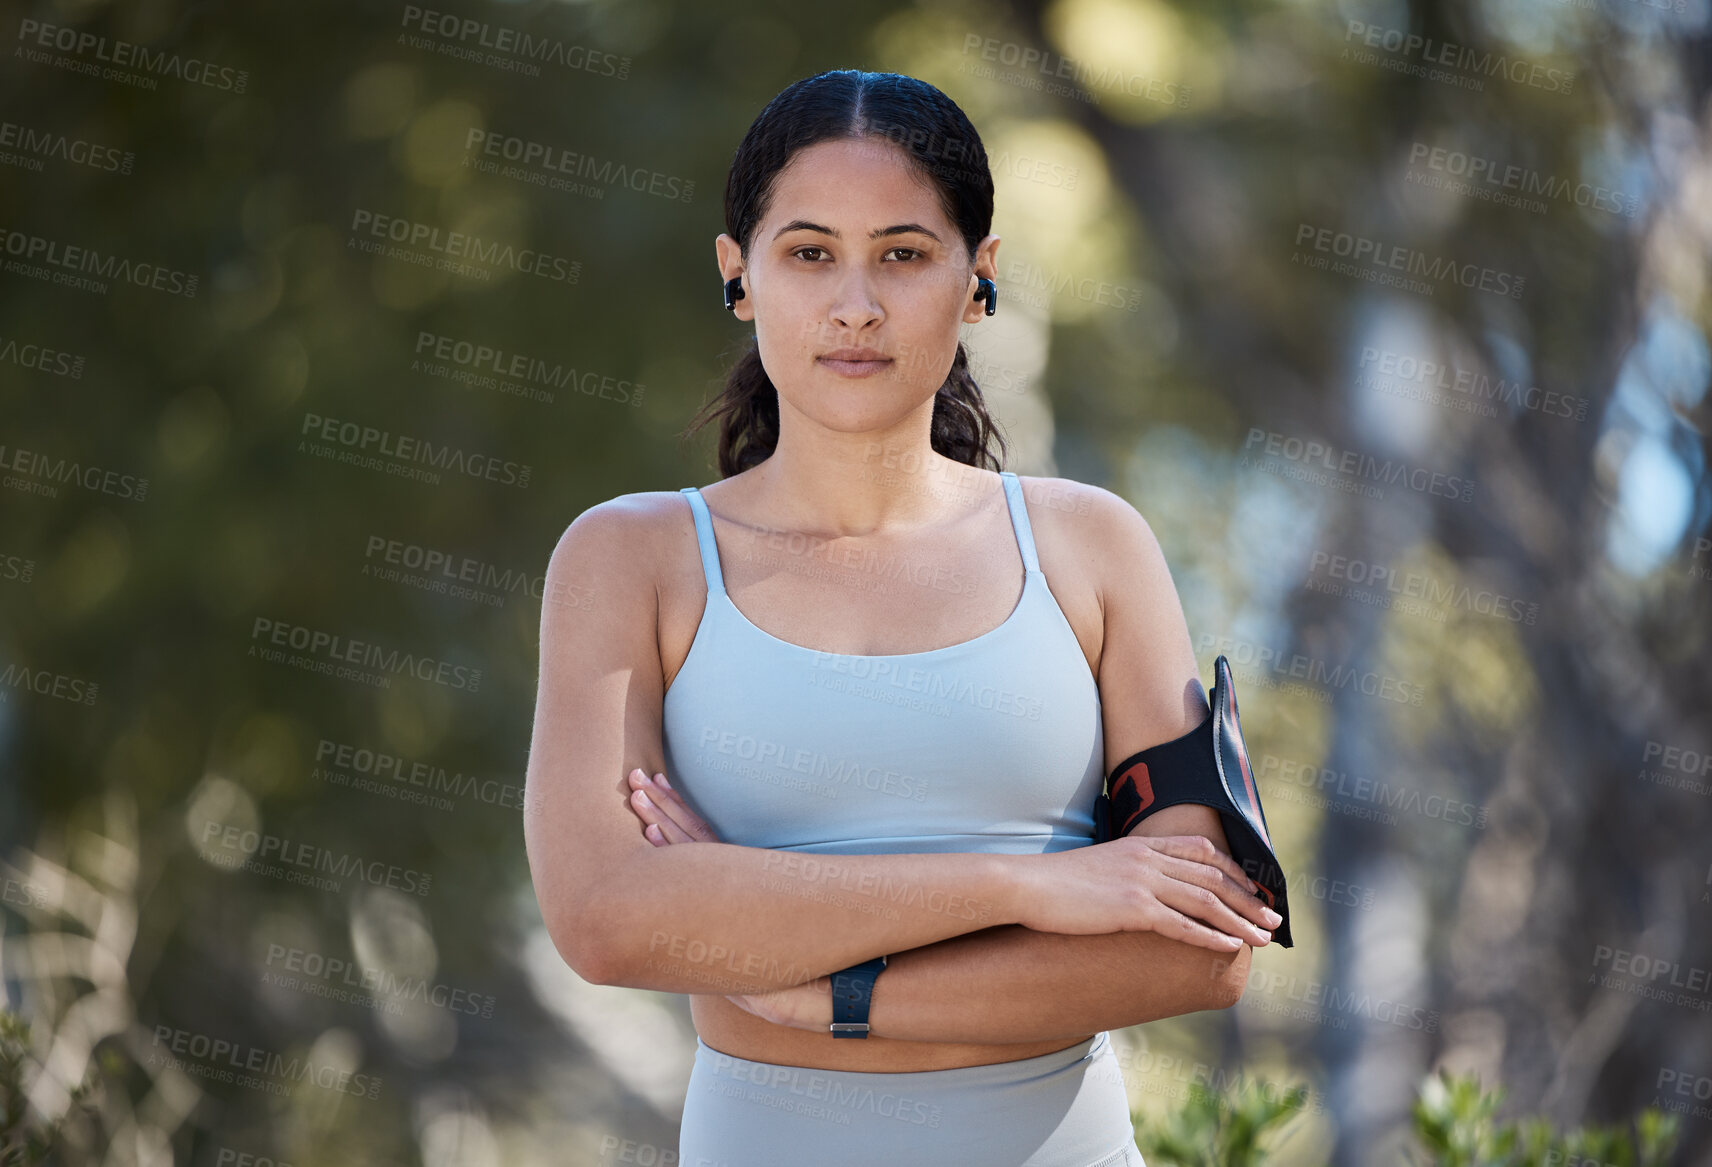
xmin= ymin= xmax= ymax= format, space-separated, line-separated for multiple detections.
xmin=1294 ymin=222 xmax=1524 ymax=300
xmin=0 ymin=225 xmax=197 ymax=297
xmin=1343 ymin=21 xmax=1574 ymax=93
xmin=348 ymin=209 xmax=579 ymax=285
xmin=249 ymin=616 xmax=483 ymax=693
xmin=398 ymin=4 xmax=629 ymax=79
xmin=298 ymin=412 xmax=531 ymax=489
xmin=16 ymin=19 xmax=249 ymax=92
xmin=1242 ymin=428 xmax=1476 ymax=503
xmin=0 ymin=441 xmax=148 ymax=500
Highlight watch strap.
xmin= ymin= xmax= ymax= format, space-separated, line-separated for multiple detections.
xmin=829 ymin=955 xmax=887 ymax=1038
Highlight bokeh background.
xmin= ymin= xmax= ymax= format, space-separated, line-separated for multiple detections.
xmin=3 ymin=0 xmax=1711 ymax=1163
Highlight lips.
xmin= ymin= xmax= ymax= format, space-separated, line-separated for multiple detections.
xmin=815 ymin=347 xmax=893 ymax=378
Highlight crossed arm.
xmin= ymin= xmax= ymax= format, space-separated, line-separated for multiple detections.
xmin=626 ymin=767 xmax=1259 ymax=1044
xmin=861 ymin=804 xmax=1254 ymax=1044
xmin=830 ymin=808 xmax=1254 ymax=1044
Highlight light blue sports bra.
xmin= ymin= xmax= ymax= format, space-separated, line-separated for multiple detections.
xmin=661 ymin=470 xmax=1104 ymax=855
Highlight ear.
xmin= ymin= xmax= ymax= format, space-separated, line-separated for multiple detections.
xmin=962 ymin=234 xmax=1001 ymax=325
xmin=715 ymin=233 xmax=754 ymax=322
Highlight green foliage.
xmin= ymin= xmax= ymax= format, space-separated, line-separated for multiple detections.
xmin=1407 ymin=1069 xmax=1680 ymax=1167
xmin=2 ymin=1009 xmax=58 ymax=1166
xmin=0 ymin=1007 xmax=111 ymax=1167
xmin=1132 ymin=1068 xmax=1681 ymax=1167
xmin=1134 ymin=1077 xmax=1314 ymax=1167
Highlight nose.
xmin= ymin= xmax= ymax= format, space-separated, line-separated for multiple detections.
xmin=828 ymin=269 xmax=884 ymax=332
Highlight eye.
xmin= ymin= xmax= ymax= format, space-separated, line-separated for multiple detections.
xmin=789 ymin=246 xmax=924 ymax=263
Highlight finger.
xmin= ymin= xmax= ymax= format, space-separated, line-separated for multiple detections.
xmin=632 ymin=790 xmax=698 ymax=844
xmin=640 ymin=774 xmax=720 ymax=843
xmin=624 ymin=771 xmax=657 ymax=824
xmin=1147 ymin=834 xmax=1262 ymax=896
xmin=1143 ymin=836 xmax=1278 ymax=929
xmin=625 ymin=786 xmax=662 ymax=834
xmin=1155 ymin=879 xmax=1271 ymax=946
xmin=626 ymin=788 xmax=689 ymax=845
xmin=623 ymin=772 xmax=687 ymax=836
xmin=1156 ymin=905 xmax=1250 ymax=953
xmin=1155 ymin=852 xmax=1278 ymax=932
xmin=639 ymin=773 xmax=700 ymax=823
xmin=641 ymin=787 xmax=702 ymax=843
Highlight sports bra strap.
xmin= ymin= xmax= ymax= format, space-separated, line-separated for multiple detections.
xmin=998 ymin=470 xmax=1042 ymax=575
xmin=679 ymin=487 xmax=727 ymax=595
xmin=683 ymin=472 xmax=1037 ymax=594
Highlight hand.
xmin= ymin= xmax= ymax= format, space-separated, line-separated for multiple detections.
xmin=624 ymin=768 xmax=722 ymax=845
xmin=723 ymin=974 xmax=835 ymax=1032
xmin=1016 ymin=834 xmax=1279 ymax=952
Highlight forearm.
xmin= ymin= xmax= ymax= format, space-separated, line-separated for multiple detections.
xmin=580 ymin=843 xmax=1025 ymax=994
xmin=867 ymin=924 xmax=1250 ymax=1044
xmin=859 ymin=802 xmax=1251 ymax=1045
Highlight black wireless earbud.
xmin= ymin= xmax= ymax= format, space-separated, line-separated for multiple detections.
xmin=974 ymin=277 xmax=997 ymax=316
xmin=722 ymin=276 xmax=745 ymax=311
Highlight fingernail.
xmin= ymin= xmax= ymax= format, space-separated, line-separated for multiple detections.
xmin=1263 ymin=909 xmax=1282 ymax=927
xmin=656 ymin=773 xmax=670 ymax=787
xmin=628 ymin=769 xmax=644 ymax=784
xmin=633 ymin=791 xmax=652 ymax=807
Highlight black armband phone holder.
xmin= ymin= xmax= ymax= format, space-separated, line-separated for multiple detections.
xmin=1092 ymin=654 xmax=1293 ymax=947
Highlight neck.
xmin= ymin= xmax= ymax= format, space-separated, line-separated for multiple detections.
xmin=748 ymin=412 xmax=990 ymax=538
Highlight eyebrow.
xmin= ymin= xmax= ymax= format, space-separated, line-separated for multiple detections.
xmin=771 ymin=220 xmax=945 ymax=244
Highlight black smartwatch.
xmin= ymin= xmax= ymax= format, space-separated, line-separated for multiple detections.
xmin=828 ymin=955 xmax=887 ymax=1038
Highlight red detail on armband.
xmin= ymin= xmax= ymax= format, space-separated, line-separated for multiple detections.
xmin=1111 ymin=760 xmax=1156 ymax=836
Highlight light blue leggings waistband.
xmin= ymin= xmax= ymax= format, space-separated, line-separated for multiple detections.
xmin=678 ymin=1031 xmax=1144 ymax=1167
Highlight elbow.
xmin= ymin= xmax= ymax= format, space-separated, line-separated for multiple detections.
xmin=580 ymin=952 xmax=630 ymax=990
xmin=573 ymin=934 xmax=625 ymax=988
xmin=561 ymin=911 xmax=635 ymax=987
xmin=545 ymin=907 xmax=617 ymax=986
xmin=1206 ymin=942 xmax=1254 ymax=1010
xmin=549 ymin=880 xmax=637 ymax=987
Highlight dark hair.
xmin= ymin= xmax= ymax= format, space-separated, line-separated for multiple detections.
xmin=682 ymin=69 xmax=1009 ymax=479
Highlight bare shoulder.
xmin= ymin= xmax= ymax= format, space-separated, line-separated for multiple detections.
xmin=540 ymin=489 xmax=699 ymax=628
xmin=1012 ymin=474 xmax=1167 ymax=605
xmin=1012 ymin=473 xmax=1152 ymax=533
xmin=546 ymin=489 xmax=690 ymax=574
xmin=552 ymin=488 xmax=691 ymax=543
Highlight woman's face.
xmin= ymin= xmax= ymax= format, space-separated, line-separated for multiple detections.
xmin=716 ymin=136 xmax=999 ymax=443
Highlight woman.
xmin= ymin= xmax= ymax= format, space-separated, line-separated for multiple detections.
xmin=523 ymin=69 xmax=1280 ymax=1167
